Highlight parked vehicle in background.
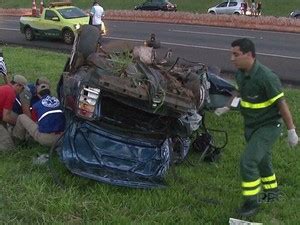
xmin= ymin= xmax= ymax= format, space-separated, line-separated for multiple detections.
xmin=20 ymin=2 xmax=105 ymax=45
xmin=290 ymin=10 xmax=300 ymax=18
xmin=134 ymin=0 xmax=177 ymax=12
xmin=208 ymin=0 xmax=249 ymax=15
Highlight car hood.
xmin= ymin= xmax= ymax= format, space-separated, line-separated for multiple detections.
xmin=63 ymin=16 xmax=89 ymax=27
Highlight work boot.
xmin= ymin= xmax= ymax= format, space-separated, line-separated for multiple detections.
xmin=236 ymin=198 xmax=260 ymax=217
xmin=260 ymin=188 xmax=280 ymax=203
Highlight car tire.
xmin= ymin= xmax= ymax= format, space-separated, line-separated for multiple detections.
xmin=24 ymin=27 xmax=34 ymax=41
xmin=77 ymin=25 xmax=100 ymax=59
xmin=209 ymin=11 xmax=216 ymax=15
xmin=295 ymin=15 xmax=300 ymax=19
xmin=62 ymin=29 xmax=75 ymax=45
xmin=234 ymin=12 xmax=240 ymax=15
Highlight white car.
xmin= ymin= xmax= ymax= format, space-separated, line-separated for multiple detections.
xmin=208 ymin=0 xmax=246 ymax=15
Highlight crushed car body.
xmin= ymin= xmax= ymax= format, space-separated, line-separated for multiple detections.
xmin=56 ymin=25 xmax=235 ymax=188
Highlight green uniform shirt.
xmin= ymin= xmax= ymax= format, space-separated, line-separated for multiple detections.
xmin=235 ymin=60 xmax=284 ymax=129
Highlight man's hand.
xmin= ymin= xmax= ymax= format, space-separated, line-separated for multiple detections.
xmin=288 ymin=129 xmax=299 ymax=147
xmin=214 ymin=106 xmax=230 ymax=116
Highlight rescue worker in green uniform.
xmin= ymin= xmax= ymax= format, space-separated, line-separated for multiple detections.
xmin=215 ymin=38 xmax=298 ymax=217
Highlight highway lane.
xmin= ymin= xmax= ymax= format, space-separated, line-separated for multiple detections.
xmin=1 ymin=16 xmax=300 ymax=84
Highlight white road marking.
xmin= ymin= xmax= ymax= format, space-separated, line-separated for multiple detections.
xmin=176 ymin=23 xmax=300 ymax=36
xmin=0 ymin=19 xmax=19 ymax=22
xmin=109 ymin=21 xmax=300 ymax=36
xmin=0 ymin=27 xmax=19 ymax=31
xmin=0 ymin=26 xmax=298 ymax=60
xmin=107 ymin=36 xmax=300 ymax=60
xmin=257 ymin=52 xmax=300 ymax=60
xmin=170 ymin=29 xmax=256 ymax=39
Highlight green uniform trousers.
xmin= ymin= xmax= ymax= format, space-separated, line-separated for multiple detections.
xmin=240 ymin=122 xmax=281 ymax=199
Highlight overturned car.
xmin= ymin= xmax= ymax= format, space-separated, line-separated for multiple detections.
xmin=56 ymin=25 xmax=235 ymax=188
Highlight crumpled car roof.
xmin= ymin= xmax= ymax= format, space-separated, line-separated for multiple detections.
xmin=56 ymin=25 xmax=235 ymax=188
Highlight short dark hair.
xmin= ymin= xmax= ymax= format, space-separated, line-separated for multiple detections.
xmin=231 ymin=38 xmax=256 ymax=57
xmin=93 ymin=1 xmax=99 ymax=5
xmin=39 ymin=89 xmax=51 ymax=97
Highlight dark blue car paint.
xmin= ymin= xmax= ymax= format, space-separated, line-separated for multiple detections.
xmin=60 ymin=119 xmax=171 ymax=188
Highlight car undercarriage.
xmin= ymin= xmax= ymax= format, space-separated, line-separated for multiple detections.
xmin=56 ymin=25 xmax=235 ymax=188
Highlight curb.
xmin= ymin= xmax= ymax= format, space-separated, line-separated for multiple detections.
xmin=1 ymin=9 xmax=300 ymax=33
xmin=107 ymin=10 xmax=300 ymax=33
xmin=0 ymin=8 xmax=32 ymax=16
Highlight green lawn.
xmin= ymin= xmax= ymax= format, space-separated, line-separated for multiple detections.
xmin=0 ymin=0 xmax=298 ymax=17
xmin=0 ymin=46 xmax=300 ymax=224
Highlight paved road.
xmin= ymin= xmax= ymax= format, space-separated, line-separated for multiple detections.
xmin=1 ymin=16 xmax=300 ymax=84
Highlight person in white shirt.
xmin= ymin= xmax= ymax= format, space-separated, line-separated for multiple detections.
xmin=0 ymin=49 xmax=8 ymax=84
xmin=89 ymin=1 xmax=104 ymax=30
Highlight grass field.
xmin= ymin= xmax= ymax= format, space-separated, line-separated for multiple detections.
xmin=0 ymin=0 xmax=298 ymax=17
xmin=0 ymin=46 xmax=300 ymax=224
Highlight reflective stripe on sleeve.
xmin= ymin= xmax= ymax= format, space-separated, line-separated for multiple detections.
xmin=241 ymin=92 xmax=284 ymax=109
xmin=15 ymin=98 xmax=21 ymax=106
xmin=38 ymin=109 xmax=63 ymax=122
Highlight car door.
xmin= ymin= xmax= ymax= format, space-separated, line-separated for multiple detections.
xmin=227 ymin=1 xmax=238 ymax=14
xmin=40 ymin=9 xmax=62 ymax=38
xmin=151 ymin=0 xmax=163 ymax=10
xmin=141 ymin=0 xmax=155 ymax=10
xmin=215 ymin=2 xmax=229 ymax=14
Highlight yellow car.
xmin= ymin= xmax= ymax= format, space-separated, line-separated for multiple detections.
xmin=20 ymin=2 xmax=105 ymax=45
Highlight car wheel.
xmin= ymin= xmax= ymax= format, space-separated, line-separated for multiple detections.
xmin=77 ymin=25 xmax=100 ymax=59
xmin=24 ymin=27 xmax=34 ymax=41
xmin=62 ymin=29 xmax=74 ymax=45
xmin=295 ymin=15 xmax=300 ymax=19
xmin=234 ymin=12 xmax=240 ymax=15
xmin=209 ymin=11 xmax=216 ymax=15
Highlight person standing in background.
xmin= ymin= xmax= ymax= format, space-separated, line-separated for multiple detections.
xmin=251 ymin=0 xmax=256 ymax=16
xmin=243 ymin=1 xmax=248 ymax=15
xmin=89 ymin=1 xmax=104 ymax=31
xmin=0 ymin=49 xmax=8 ymax=84
xmin=256 ymin=1 xmax=262 ymax=16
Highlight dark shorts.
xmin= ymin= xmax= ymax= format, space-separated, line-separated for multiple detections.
xmin=92 ymin=24 xmax=102 ymax=45
xmin=93 ymin=24 xmax=102 ymax=31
